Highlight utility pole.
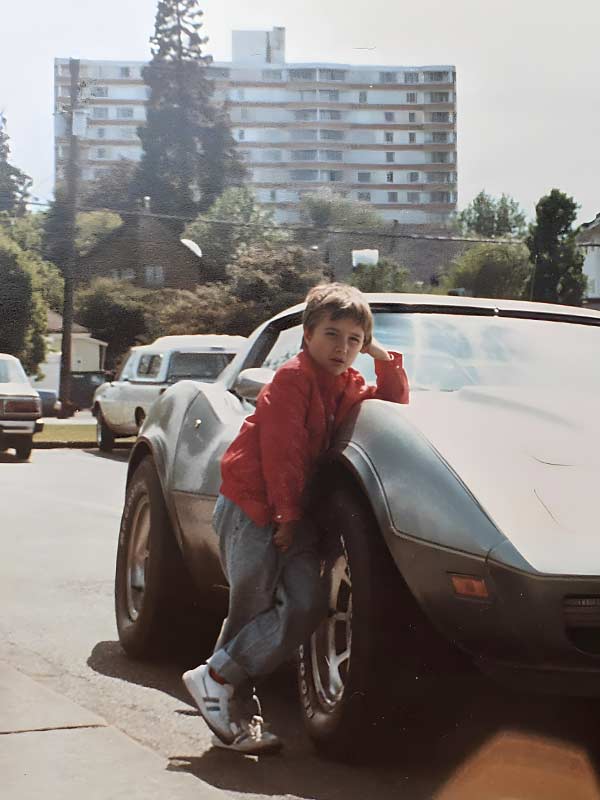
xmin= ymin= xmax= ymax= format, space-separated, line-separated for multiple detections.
xmin=58 ymin=58 xmax=80 ymax=417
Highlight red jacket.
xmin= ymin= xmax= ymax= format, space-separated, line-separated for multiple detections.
xmin=220 ymin=349 xmax=409 ymax=526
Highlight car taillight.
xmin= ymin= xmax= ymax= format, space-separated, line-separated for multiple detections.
xmin=3 ymin=397 xmax=41 ymax=414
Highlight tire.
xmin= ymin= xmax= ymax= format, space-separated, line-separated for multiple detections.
xmin=135 ymin=408 xmax=146 ymax=431
xmin=298 ymin=484 xmax=438 ymax=759
xmin=115 ymin=456 xmax=215 ymax=660
xmin=96 ymin=410 xmax=115 ymax=452
xmin=15 ymin=439 xmax=33 ymax=460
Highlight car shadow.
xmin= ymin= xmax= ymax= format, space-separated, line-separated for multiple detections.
xmin=87 ymin=639 xmax=600 ymax=799
xmin=83 ymin=447 xmax=131 ymax=462
xmin=0 ymin=451 xmax=32 ymax=464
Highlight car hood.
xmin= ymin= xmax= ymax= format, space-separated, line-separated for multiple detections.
xmin=0 ymin=382 xmax=39 ymax=398
xmin=401 ymin=387 xmax=600 ymax=576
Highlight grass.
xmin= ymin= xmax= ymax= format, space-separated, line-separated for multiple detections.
xmin=34 ymin=424 xmax=98 ymax=443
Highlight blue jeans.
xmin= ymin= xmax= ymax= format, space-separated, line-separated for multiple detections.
xmin=207 ymin=494 xmax=327 ymax=689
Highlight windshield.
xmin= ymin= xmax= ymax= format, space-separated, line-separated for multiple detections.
xmin=167 ymin=351 xmax=235 ymax=382
xmin=263 ymin=311 xmax=600 ymax=393
xmin=0 ymin=358 xmax=29 ymax=385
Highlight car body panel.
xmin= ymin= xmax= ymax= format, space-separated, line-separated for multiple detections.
xmin=0 ymin=355 xmax=43 ymax=444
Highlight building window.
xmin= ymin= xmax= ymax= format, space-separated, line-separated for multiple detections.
xmin=431 ymin=112 xmax=450 ymax=122
xmin=386 ymin=171 xmax=394 ymax=183
xmin=319 ymin=90 xmax=340 ymax=101
xmin=359 ymin=91 xmax=368 ymax=103
xmin=427 ymin=172 xmax=451 ymax=183
xmin=270 ymin=190 xmax=277 ymax=201
xmin=291 ymin=129 xmax=317 ymax=141
xmin=429 ymin=92 xmax=450 ymax=103
xmin=290 ymin=169 xmax=319 ymax=181
xmin=425 ymin=71 xmax=447 ymax=82
xmin=409 ymin=132 xmax=416 ymax=143
xmin=117 ymin=107 xmax=134 ymax=119
xmin=322 ymin=150 xmax=343 ymax=161
xmin=431 ymin=152 xmax=448 ymax=163
xmin=240 ymin=108 xmax=249 ymax=120
xmin=91 ymin=86 xmax=108 ymax=98
xmin=96 ymin=148 xmax=107 ymax=159
xmin=409 ymin=172 xmax=420 ymax=183
xmin=379 ymin=71 xmax=397 ymax=83
xmin=265 ymin=150 xmax=282 ymax=161
xmin=384 ymin=131 xmax=394 ymax=143
xmin=289 ymin=68 xmax=317 ymax=81
xmin=262 ymin=69 xmax=283 ymax=81
xmin=120 ymin=267 xmax=135 ymax=281
xmin=408 ymin=112 xmax=416 ymax=123
xmin=320 ymin=129 xmax=344 ymax=140
xmin=320 ymin=109 xmax=342 ymax=120
xmin=387 ymin=192 xmax=398 ymax=203
xmin=120 ymin=128 xmax=136 ymax=139
xmin=432 ymin=131 xmax=448 ymax=143
xmin=320 ymin=69 xmax=345 ymax=81
xmin=405 ymin=72 xmax=419 ymax=83
xmin=386 ymin=152 xmax=395 ymax=163
xmin=294 ymin=109 xmax=318 ymax=121
xmin=120 ymin=66 xmax=131 ymax=78
xmin=407 ymin=192 xmax=420 ymax=203
xmin=238 ymin=129 xmax=245 ymax=141
xmin=384 ymin=111 xmax=395 ymax=122
xmin=357 ymin=191 xmax=371 ymax=201
xmin=292 ymin=150 xmax=317 ymax=161
xmin=96 ymin=128 xmax=106 ymax=138
xmin=323 ymin=170 xmax=343 ymax=182
xmin=299 ymin=90 xmax=317 ymax=101
xmin=92 ymin=107 xmax=108 ymax=119
xmin=406 ymin=92 xmax=418 ymax=103
xmin=430 ymin=191 xmax=451 ymax=203
xmin=144 ymin=265 xmax=165 ymax=287
xmin=357 ymin=172 xmax=371 ymax=183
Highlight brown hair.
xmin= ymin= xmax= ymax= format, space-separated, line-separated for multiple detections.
xmin=302 ymin=283 xmax=373 ymax=346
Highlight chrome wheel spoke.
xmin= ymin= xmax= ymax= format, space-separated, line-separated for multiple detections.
xmin=125 ymin=496 xmax=151 ymax=621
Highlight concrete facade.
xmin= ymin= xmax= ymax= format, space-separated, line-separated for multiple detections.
xmin=577 ymin=214 xmax=600 ymax=308
xmin=54 ymin=28 xmax=457 ymax=225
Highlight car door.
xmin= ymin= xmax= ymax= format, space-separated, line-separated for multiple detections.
xmin=99 ymin=350 xmax=138 ymax=430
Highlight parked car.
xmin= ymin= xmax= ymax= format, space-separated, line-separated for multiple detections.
xmin=35 ymin=388 xmax=61 ymax=417
xmin=93 ymin=335 xmax=246 ymax=452
xmin=0 ymin=354 xmax=43 ymax=460
xmin=114 ymin=295 xmax=600 ymax=758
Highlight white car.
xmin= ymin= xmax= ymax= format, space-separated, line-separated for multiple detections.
xmin=0 ymin=354 xmax=43 ymax=460
xmin=92 ymin=334 xmax=246 ymax=452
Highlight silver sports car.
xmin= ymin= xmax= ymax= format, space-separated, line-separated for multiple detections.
xmin=114 ymin=293 xmax=600 ymax=757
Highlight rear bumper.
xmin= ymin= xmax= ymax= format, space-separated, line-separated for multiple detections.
xmin=0 ymin=420 xmax=42 ymax=441
xmin=386 ymin=531 xmax=600 ymax=694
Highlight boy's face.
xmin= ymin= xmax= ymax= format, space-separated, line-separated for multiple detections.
xmin=304 ymin=313 xmax=365 ymax=376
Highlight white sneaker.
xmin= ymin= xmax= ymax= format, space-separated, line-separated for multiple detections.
xmin=182 ymin=664 xmax=236 ymax=745
xmin=211 ymin=715 xmax=283 ymax=754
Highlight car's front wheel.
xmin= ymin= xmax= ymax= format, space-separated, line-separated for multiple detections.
xmin=298 ymin=484 xmax=437 ymax=759
xmin=15 ymin=439 xmax=33 ymax=460
xmin=96 ymin=410 xmax=115 ymax=452
xmin=115 ymin=456 xmax=216 ymax=660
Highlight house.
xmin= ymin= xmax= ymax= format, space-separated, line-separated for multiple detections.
xmin=577 ymin=214 xmax=600 ymax=310
xmin=77 ymin=213 xmax=204 ymax=290
xmin=32 ymin=310 xmax=108 ymax=394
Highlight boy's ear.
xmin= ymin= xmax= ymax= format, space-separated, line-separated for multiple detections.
xmin=303 ymin=325 xmax=312 ymax=343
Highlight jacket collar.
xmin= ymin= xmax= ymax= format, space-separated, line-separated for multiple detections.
xmin=298 ymin=349 xmax=347 ymax=393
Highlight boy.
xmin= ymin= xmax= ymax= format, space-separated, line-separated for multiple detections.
xmin=183 ymin=283 xmax=409 ymax=754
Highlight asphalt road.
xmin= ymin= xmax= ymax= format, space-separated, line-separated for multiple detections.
xmin=2 ymin=449 xmax=600 ymax=800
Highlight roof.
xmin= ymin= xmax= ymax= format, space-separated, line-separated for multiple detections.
xmin=47 ymin=309 xmax=88 ymax=334
xmin=150 ymin=334 xmax=247 ymax=352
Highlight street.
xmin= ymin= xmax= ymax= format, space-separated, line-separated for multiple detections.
xmin=2 ymin=449 xmax=600 ymax=800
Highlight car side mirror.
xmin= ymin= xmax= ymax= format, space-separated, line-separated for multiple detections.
xmin=233 ymin=368 xmax=275 ymax=401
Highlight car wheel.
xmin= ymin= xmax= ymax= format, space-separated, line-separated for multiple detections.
xmin=298 ymin=484 xmax=434 ymax=759
xmin=135 ymin=408 xmax=146 ymax=431
xmin=115 ymin=456 xmax=214 ymax=660
xmin=15 ymin=439 xmax=33 ymax=460
xmin=96 ymin=410 xmax=115 ymax=452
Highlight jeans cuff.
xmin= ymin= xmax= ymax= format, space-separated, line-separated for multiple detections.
xmin=208 ymin=648 xmax=249 ymax=688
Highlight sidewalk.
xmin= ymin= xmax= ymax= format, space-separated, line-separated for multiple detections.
xmin=0 ymin=661 xmax=227 ymax=800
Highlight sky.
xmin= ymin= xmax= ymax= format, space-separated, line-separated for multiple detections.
xmin=1 ymin=0 xmax=599 ymax=224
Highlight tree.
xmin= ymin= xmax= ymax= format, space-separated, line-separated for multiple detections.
xmin=43 ymin=193 xmax=122 ymax=264
xmin=183 ymin=187 xmax=287 ymax=280
xmin=79 ymin=161 xmax=139 ymax=213
xmin=74 ymin=211 xmax=122 ymax=256
xmin=525 ymin=189 xmax=586 ymax=305
xmin=75 ymin=279 xmax=151 ymax=368
xmin=299 ymin=190 xmax=383 ymax=233
xmin=444 ymin=243 xmax=531 ymax=299
xmin=0 ymin=231 xmax=47 ymax=374
xmin=458 ymin=191 xmax=527 ymax=238
xmin=350 ymin=258 xmax=413 ymax=293
xmin=0 ymin=114 xmax=32 ymax=217
xmin=135 ymin=0 xmax=243 ymax=220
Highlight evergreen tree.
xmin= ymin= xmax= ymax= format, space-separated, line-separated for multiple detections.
xmin=525 ymin=189 xmax=586 ymax=306
xmin=458 ymin=190 xmax=527 ymax=238
xmin=136 ymin=1 xmax=243 ymax=221
xmin=0 ymin=114 xmax=32 ymax=216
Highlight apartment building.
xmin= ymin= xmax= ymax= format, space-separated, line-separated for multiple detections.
xmin=54 ymin=27 xmax=457 ymax=224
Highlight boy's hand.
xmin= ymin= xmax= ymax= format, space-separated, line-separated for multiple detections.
xmin=273 ymin=521 xmax=298 ymax=553
xmin=362 ymin=337 xmax=392 ymax=361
